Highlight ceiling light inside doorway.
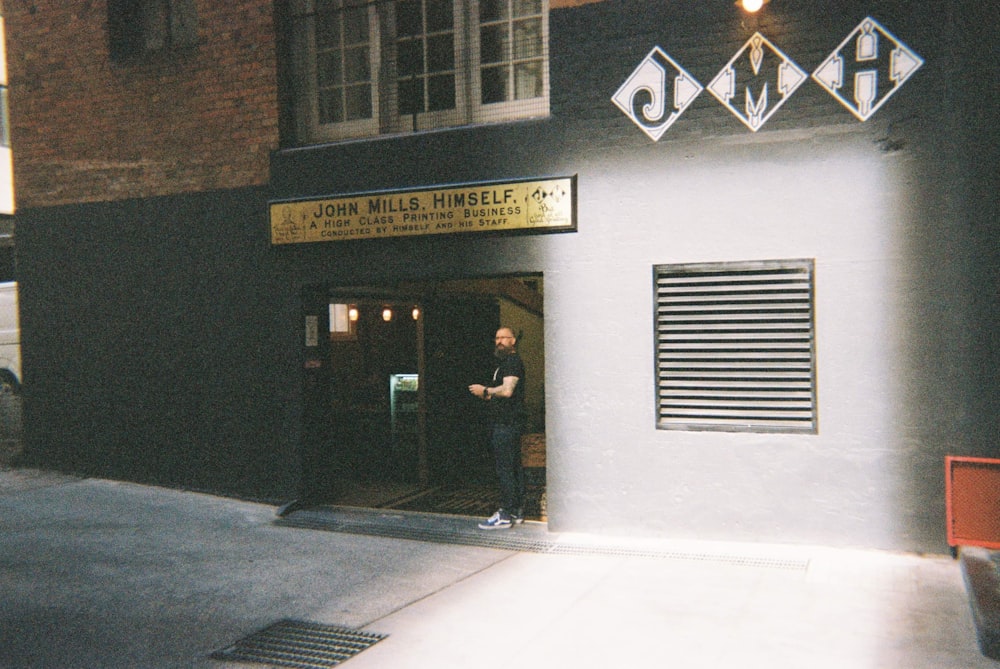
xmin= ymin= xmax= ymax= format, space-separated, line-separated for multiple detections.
xmin=739 ymin=0 xmax=765 ymax=11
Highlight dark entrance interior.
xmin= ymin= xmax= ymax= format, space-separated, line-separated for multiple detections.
xmin=300 ymin=276 xmax=546 ymax=521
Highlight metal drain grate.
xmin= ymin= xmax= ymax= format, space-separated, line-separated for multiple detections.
xmin=211 ymin=619 xmax=387 ymax=668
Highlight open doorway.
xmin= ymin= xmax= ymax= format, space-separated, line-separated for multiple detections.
xmin=302 ymin=275 xmax=546 ymax=521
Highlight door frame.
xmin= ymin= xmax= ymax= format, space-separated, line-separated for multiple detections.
xmin=299 ymin=274 xmax=545 ymax=505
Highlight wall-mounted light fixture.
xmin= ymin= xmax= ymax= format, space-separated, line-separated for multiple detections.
xmin=739 ymin=0 xmax=766 ymax=12
xmin=348 ymin=306 xmax=359 ymax=322
xmin=411 ymin=307 xmax=421 ymax=321
xmin=382 ymin=307 xmax=393 ymax=322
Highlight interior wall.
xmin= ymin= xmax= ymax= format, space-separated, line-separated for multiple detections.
xmin=499 ymin=297 xmax=545 ymax=433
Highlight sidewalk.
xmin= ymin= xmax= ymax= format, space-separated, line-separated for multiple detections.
xmin=0 ymin=467 xmax=995 ymax=669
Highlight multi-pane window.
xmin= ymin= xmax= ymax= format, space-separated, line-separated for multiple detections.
xmin=654 ymin=259 xmax=818 ymax=433
xmin=397 ymin=0 xmax=457 ymax=115
xmin=478 ymin=0 xmax=545 ymax=107
xmin=107 ymin=0 xmax=199 ymax=62
xmin=313 ymin=0 xmax=376 ymax=127
xmin=288 ymin=0 xmax=548 ymax=143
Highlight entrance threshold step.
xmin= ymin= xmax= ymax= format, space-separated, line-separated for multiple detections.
xmin=274 ymin=505 xmax=810 ymax=570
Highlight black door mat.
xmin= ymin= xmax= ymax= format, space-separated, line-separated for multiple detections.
xmin=382 ymin=483 xmax=546 ymax=521
xmin=211 ymin=619 xmax=387 ymax=668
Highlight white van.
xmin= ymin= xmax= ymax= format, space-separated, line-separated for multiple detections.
xmin=0 ymin=281 xmax=20 ymax=393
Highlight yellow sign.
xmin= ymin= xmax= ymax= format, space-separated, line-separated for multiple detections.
xmin=270 ymin=177 xmax=575 ymax=245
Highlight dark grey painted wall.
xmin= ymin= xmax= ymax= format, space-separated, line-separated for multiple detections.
xmin=16 ymin=190 xmax=302 ymax=499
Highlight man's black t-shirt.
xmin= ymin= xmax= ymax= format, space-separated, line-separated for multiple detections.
xmin=490 ymin=352 xmax=525 ymax=426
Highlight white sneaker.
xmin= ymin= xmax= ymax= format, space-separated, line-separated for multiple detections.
xmin=478 ymin=510 xmax=512 ymax=530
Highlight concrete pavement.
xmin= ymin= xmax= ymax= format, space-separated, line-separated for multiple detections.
xmin=0 ymin=467 xmax=995 ymax=668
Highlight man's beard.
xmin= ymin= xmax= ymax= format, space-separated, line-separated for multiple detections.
xmin=494 ymin=345 xmax=513 ymax=359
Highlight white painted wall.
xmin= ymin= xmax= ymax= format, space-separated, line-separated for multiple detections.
xmin=536 ymin=128 xmax=967 ymax=551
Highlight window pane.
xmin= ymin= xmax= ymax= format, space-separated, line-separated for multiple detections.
xmin=399 ymin=78 xmax=424 ymax=115
xmin=397 ymin=39 xmax=424 ymax=77
xmin=345 ymin=84 xmax=373 ymax=120
xmin=317 ymin=51 xmax=344 ymax=87
xmin=318 ymin=89 xmax=344 ymax=124
xmin=344 ymin=46 xmax=370 ymax=83
xmin=513 ymin=18 xmax=541 ymax=59
xmin=426 ymin=34 xmax=454 ymax=72
xmin=480 ymin=0 xmax=508 ymax=22
xmin=397 ymin=0 xmax=423 ymax=36
xmin=514 ymin=61 xmax=543 ymax=99
xmin=428 ymin=73 xmax=456 ymax=111
xmin=481 ymin=65 xmax=508 ymax=103
xmin=343 ymin=6 xmax=369 ymax=45
xmin=316 ymin=10 xmax=341 ymax=48
xmin=426 ymin=0 xmax=453 ymax=32
xmin=480 ymin=25 xmax=506 ymax=65
xmin=513 ymin=0 xmax=541 ymax=17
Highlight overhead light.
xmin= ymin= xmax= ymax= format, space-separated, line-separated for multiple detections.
xmin=739 ymin=0 xmax=765 ymax=12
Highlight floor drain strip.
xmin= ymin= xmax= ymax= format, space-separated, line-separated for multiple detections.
xmin=212 ymin=619 xmax=387 ymax=668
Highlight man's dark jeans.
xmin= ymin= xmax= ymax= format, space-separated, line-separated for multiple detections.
xmin=491 ymin=423 xmax=524 ymax=513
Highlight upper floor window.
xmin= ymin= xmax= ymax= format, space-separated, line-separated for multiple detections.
xmin=108 ymin=0 xmax=199 ymax=62
xmin=288 ymin=0 xmax=549 ymax=143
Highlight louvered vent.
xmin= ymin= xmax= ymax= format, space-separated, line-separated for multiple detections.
xmin=655 ymin=259 xmax=817 ymax=433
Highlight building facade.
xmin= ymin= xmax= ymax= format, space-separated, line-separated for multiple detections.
xmin=6 ymin=0 xmax=998 ymax=553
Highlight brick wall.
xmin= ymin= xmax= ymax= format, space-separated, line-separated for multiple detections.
xmin=5 ymin=1 xmax=279 ymax=207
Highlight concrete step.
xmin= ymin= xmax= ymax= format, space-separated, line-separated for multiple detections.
xmin=961 ymin=546 xmax=1000 ymax=660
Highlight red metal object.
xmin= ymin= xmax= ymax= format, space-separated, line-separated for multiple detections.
xmin=946 ymin=456 xmax=1000 ymax=550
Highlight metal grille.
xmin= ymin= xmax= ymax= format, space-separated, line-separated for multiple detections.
xmin=211 ymin=619 xmax=387 ymax=668
xmin=654 ymin=259 xmax=817 ymax=433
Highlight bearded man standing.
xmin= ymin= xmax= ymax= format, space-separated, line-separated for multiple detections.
xmin=468 ymin=326 xmax=526 ymax=529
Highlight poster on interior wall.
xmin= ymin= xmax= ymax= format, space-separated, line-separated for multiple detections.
xmin=269 ymin=176 xmax=576 ymax=245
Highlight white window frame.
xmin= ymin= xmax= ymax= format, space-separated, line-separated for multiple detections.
xmin=469 ymin=0 xmax=549 ymax=125
xmin=290 ymin=0 xmax=549 ymax=143
xmin=291 ymin=0 xmax=381 ymax=142
xmin=392 ymin=0 xmax=468 ymax=133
